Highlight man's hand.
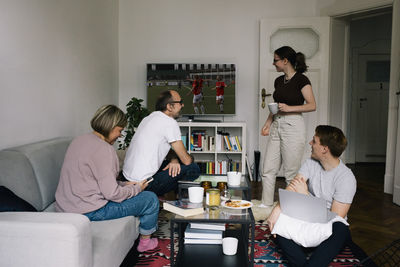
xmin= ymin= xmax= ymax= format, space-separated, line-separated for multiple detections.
xmin=287 ymin=176 xmax=309 ymax=195
xmin=163 ymin=160 xmax=181 ymax=177
xmin=266 ymin=204 xmax=281 ymax=236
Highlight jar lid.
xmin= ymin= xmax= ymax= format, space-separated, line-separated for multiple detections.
xmin=206 ymin=188 xmax=220 ymax=193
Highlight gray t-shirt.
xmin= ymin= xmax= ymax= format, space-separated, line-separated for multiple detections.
xmin=298 ymin=158 xmax=356 ymax=210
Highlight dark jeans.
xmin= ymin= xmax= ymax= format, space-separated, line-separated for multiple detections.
xmin=145 ymin=161 xmax=200 ymax=196
xmin=276 ymin=221 xmax=351 ymax=267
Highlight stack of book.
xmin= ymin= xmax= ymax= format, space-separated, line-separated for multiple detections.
xmin=163 ymin=200 xmax=204 ymax=217
xmin=184 ymin=223 xmax=226 ymax=244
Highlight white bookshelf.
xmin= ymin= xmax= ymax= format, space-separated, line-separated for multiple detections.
xmin=178 ymin=121 xmax=246 ymax=175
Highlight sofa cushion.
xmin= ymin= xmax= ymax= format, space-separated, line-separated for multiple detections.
xmin=0 ymin=138 xmax=72 ymax=211
xmin=0 ymin=212 xmax=92 ymax=267
xmin=0 ymin=186 xmax=37 ymax=212
xmin=91 ymin=216 xmax=139 ymax=267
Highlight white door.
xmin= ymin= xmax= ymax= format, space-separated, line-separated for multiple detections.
xmin=258 ymin=17 xmax=331 ymax=177
xmin=355 ymin=54 xmax=390 ymax=162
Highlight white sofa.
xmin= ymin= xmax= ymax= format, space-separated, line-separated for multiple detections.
xmin=0 ymin=138 xmax=139 ymax=267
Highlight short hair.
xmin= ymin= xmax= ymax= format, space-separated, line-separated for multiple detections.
xmin=90 ymin=105 xmax=127 ymax=137
xmin=155 ymin=90 xmax=173 ymax=111
xmin=315 ymin=125 xmax=347 ymax=157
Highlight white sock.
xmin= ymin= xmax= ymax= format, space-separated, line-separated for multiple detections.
xmin=200 ymin=105 xmax=205 ymax=114
xmin=194 ymin=107 xmax=199 ymax=114
xmin=219 ymin=104 xmax=224 ymax=112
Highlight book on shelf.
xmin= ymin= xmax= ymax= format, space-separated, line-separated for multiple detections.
xmin=229 ymin=136 xmax=238 ymax=151
xmin=181 ymin=135 xmax=187 ymax=149
xmin=184 ymin=225 xmax=223 ymax=239
xmin=163 ymin=200 xmax=204 ymax=217
xmin=190 ymin=222 xmax=226 ymax=231
xmin=196 ymin=160 xmax=241 ymax=174
xmin=223 ymin=135 xmax=232 ymax=151
xmin=235 ymin=136 xmax=242 ymax=151
xmin=184 ymin=238 xmax=223 ymax=245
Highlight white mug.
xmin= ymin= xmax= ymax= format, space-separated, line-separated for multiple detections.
xmin=227 ymin=171 xmax=241 ymax=186
xmin=268 ymin=102 xmax=279 ymax=114
xmin=222 ymin=237 xmax=238 ymax=255
xmin=188 ymin=187 xmax=204 ymax=203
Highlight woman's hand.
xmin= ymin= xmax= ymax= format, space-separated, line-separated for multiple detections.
xmin=261 ymin=124 xmax=270 ymax=136
xmin=138 ymin=179 xmax=149 ymax=191
xmin=261 ymin=113 xmax=273 ymax=136
xmin=278 ymin=103 xmax=292 ymax=113
xmin=126 ymin=180 xmax=149 ymax=191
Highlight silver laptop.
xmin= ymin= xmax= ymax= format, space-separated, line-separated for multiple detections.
xmin=279 ymin=189 xmax=337 ymax=223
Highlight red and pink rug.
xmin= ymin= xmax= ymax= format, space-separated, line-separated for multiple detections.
xmin=133 ymin=218 xmax=365 ymax=267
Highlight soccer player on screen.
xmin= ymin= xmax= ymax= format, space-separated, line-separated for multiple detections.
xmin=211 ymin=76 xmax=230 ymax=113
xmin=187 ymin=75 xmax=206 ymax=114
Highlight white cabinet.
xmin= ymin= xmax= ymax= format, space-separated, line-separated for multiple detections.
xmin=178 ymin=122 xmax=246 ymax=175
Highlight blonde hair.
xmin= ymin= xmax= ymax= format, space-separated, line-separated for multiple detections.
xmin=90 ymin=105 xmax=127 ymax=137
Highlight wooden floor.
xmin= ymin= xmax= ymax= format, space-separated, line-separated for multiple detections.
xmin=251 ymin=162 xmax=400 ymax=256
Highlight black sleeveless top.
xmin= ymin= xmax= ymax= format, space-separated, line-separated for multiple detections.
xmin=273 ymin=72 xmax=311 ymax=106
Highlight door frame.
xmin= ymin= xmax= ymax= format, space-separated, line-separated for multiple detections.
xmin=324 ymin=0 xmax=400 ymax=198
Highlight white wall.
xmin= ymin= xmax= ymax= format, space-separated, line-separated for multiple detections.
xmin=317 ymin=0 xmax=393 ymax=16
xmin=118 ymin=0 xmax=317 ymax=164
xmin=0 ymin=0 xmax=118 ymax=149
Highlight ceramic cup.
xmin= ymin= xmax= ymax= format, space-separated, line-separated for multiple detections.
xmin=268 ymin=102 xmax=279 ymax=114
xmin=188 ymin=186 xmax=204 ymax=203
xmin=222 ymin=237 xmax=239 ymax=255
xmin=227 ymin=171 xmax=241 ymax=186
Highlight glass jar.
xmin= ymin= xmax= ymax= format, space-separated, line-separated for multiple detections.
xmin=206 ymin=188 xmax=221 ymax=207
xmin=217 ymin=182 xmax=227 ymax=193
xmin=201 ymin=181 xmax=212 ymax=196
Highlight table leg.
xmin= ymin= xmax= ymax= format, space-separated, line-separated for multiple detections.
xmin=250 ymin=218 xmax=255 ymax=265
xmin=170 ymin=220 xmax=175 ymax=267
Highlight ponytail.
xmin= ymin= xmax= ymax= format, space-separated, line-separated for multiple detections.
xmin=295 ymin=52 xmax=308 ymax=73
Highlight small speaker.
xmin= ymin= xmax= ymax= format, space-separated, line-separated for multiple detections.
xmin=254 ymin=150 xmax=261 ymax=182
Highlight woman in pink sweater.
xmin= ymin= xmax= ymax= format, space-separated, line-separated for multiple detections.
xmin=55 ymin=105 xmax=159 ymax=252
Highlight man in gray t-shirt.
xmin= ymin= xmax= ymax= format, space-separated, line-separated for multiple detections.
xmin=267 ymin=125 xmax=356 ymax=266
xmin=299 ymin=158 xmax=356 ymax=211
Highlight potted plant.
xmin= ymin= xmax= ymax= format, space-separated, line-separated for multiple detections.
xmin=118 ymin=97 xmax=150 ymax=150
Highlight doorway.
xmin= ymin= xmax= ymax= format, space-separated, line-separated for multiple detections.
xmin=347 ymin=10 xmax=392 ymax=164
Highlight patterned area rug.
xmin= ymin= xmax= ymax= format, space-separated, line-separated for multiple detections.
xmin=134 ymin=214 xmax=364 ymax=267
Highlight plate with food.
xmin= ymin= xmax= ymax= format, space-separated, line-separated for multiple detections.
xmin=221 ymin=200 xmax=253 ymax=209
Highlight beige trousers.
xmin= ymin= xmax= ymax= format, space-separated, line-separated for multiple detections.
xmin=261 ymin=114 xmax=306 ymax=206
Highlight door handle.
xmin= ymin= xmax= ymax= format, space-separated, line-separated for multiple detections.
xmin=261 ymin=88 xmax=272 ymax=109
xmin=359 ymin=98 xmax=367 ymax=108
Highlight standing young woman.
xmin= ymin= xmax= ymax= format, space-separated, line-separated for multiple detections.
xmin=260 ymin=46 xmax=316 ymax=208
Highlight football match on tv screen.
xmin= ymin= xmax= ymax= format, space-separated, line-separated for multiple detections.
xmin=146 ymin=63 xmax=236 ymax=116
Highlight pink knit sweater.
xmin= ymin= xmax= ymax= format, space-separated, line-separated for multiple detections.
xmin=55 ymin=133 xmax=141 ymax=214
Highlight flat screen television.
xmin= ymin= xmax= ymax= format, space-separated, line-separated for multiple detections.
xmin=146 ymin=63 xmax=236 ymax=116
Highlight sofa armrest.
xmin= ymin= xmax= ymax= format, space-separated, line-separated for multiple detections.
xmin=0 ymin=212 xmax=92 ymax=267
